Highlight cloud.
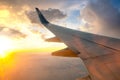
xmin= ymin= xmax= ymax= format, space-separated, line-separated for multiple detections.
xmin=0 ymin=26 xmax=26 ymax=38
xmin=0 ymin=0 xmax=68 ymax=40
xmin=63 ymin=0 xmax=88 ymax=10
xmin=26 ymin=8 xmax=67 ymax=24
xmin=80 ymin=0 xmax=120 ymax=38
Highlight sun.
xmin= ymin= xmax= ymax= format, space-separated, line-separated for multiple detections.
xmin=0 ymin=36 xmax=14 ymax=58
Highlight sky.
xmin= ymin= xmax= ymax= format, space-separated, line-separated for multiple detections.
xmin=0 ymin=0 xmax=120 ymax=52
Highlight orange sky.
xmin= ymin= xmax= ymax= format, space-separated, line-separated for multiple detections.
xmin=0 ymin=6 xmax=66 ymax=57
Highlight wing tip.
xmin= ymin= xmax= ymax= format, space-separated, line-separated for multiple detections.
xmin=35 ymin=7 xmax=49 ymax=25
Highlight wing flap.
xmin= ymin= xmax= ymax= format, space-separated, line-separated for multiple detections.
xmin=52 ymin=48 xmax=78 ymax=57
xmin=45 ymin=37 xmax=61 ymax=42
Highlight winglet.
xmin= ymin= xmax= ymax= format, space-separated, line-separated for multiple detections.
xmin=35 ymin=8 xmax=49 ymax=25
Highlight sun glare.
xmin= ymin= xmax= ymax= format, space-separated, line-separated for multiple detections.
xmin=0 ymin=36 xmax=14 ymax=58
xmin=0 ymin=9 xmax=9 ymax=18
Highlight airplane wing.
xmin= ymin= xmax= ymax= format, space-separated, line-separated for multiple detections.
xmin=35 ymin=8 xmax=120 ymax=59
xmin=36 ymin=8 xmax=120 ymax=80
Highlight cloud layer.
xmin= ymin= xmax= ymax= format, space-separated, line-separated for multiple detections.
xmin=0 ymin=26 xmax=26 ymax=38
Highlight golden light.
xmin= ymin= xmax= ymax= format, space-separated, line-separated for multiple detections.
xmin=0 ymin=36 xmax=14 ymax=58
xmin=0 ymin=9 xmax=10 ymax=18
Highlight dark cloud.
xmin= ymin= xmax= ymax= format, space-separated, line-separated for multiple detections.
xmin=0 ymin=26 xmax=26 ymax=38
xmin=26 ymin=8 xmax=67 ymax=24
xmin=81 ymin=0 xmax=120 ymax=38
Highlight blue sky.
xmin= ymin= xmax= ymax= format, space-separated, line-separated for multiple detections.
xmin=66 ymin=10 xmax=80 ymax=25
xmin=111 ymin=0 xmax=120 ymax=9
